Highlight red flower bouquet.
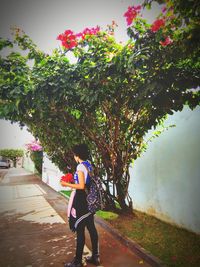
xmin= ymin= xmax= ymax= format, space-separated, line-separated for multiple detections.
xmin=60 ymin=173 xmax=74 ymax=183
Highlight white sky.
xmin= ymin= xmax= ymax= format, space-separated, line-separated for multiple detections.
xmin=0 ymin=120 xmax=34 ymax=150
xmin=0 ymin=0 xmax=162 ymax=149
xmin=0 ymin=0 xmax=161 ymax=53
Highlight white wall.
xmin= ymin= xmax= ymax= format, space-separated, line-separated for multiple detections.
xmin=129 ymin=106 xmax=200 ymax=233
xmin=23 ymin=153 xmax=35 ymax=173
xmin=42 ymin=153 xmax=68 ymax=192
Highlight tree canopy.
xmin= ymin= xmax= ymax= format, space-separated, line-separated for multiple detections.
xmin=0 ymin=0 xmax=199 ymax=212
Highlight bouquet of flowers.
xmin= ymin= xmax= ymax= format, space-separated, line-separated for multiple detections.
xmin=60 ymin=173 xmax=74 ymax=183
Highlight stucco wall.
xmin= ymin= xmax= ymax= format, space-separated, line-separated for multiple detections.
xmin=42 ymin=153 xmax=67 ymax=192
xmin=129 ymin=106 xmax=200 ymax=233
xmin=23 ymin=153 xmax=35 ymax=173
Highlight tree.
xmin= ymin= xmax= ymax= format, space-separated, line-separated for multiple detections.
xmin=0 ymin=0 xmax=199 ymax=212
xmin=0 ymin=149 xmax=24 ymax=167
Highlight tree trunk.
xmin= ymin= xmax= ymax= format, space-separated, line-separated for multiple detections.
xmin=13 ymin=158 xmax=17 ymax=168
xmin=96 ymin=145 xmax=133 ymax=214
xmin=110 ymin=158 xmax=133 ymax=214
xmin=115 ymin=177 xmax=133 ymax=214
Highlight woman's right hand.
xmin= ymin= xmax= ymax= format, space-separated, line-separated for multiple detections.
xmin=60 ymin=180 xmax=68 ymax=187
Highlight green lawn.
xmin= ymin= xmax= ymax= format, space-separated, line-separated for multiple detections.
xmin=99 ymin=210 xmax=200 ymax=267
xmin=60 ymin=190 xmax=71 ymax=198
xmin=60 ymin=190 xmax=200 ymax=267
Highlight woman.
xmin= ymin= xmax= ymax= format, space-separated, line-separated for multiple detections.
xmin=60 ymin=143 xmax=100 ymax=267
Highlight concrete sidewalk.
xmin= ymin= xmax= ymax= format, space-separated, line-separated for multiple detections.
xmin=0 ymin=168 xmax=161 ymax=267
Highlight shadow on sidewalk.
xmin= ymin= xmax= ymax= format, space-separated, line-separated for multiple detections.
xmin=0 ymin=212 xmax=75 ymax=267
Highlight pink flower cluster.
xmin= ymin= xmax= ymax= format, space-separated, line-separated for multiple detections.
xmin=150 ymin=19 xmax=165 ymax=32
xmin=25 ymin=140 xmax=42 ymax=152
xmin=57 ymin=30 xmax=78 ymax=49
xmin=162 ymin=7 xmax=167 ymax=13
xmin=57 ymin=26 xmax=100 ymax=49
xmin=150 ymin=19 xmax=173 ymax=47
xmin=124 ymin=5 xmax=141 ymax=26
xmin=123 ymin=4 xmax=173 ymax=47
xmin=160 ymin=36 xmax=173 ymax=46
xmin=77 ymin=26 xmax=100 ymax=39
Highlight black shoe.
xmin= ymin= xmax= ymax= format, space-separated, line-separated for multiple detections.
xmin=64 ymin=257 xmax=83 ymax=267
xmin=86 ymin=255 xmax=101 ymax=266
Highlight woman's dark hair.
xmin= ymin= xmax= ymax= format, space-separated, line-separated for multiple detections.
xmin=72 ymin=143 xmax=90 ymax=161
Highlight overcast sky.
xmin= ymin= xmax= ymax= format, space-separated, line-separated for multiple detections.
xmin=0 ymin=0 xmax=162 ymax=53
xmin=0 ymin=0 xmax=162 ymax=149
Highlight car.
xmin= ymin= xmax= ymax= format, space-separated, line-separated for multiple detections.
xmin=0 ymin=159 xmax=10 ymax=168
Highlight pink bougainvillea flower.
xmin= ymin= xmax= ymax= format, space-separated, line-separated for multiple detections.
xmin=75 ymin=26 xmax=100 ymax=40
xmin=162 ymin=6 xmax=167 ymax=13
xmin=56 ymin=34 xmax=65 ymax=42
xmin=76 ymin=26 xmax=100 ymax=41
xmin=57 ymin=26 xmax=100 ymax=48
xmin=134 ymin=5 xmax=142 ymax=11
xmin=31 ymin=144 xmax=42 ymax=151
xmin=160 ymin=36 xmax=173 ymax=46
xmin=76 ymin=32 xmax=84 ymax=38
xmin=57 ymin=29 xmax=78 ymax=49
xmin=150 ymin=19 xmax=165 ymax=32
xmin=82 ymin=27 xmax=91 ymax=35
xmin=82 ymin=26 xmax=100 ymax=37
xmin=64 ymin=29 xmax=74 ymax=36
xmin=124 ymin=5 xmax=141 ymax=26
xmin=25 ymin=140 xmax=42 ymax=152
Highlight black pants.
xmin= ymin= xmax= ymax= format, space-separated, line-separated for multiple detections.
xmin=76 ymin=214 xmax=99 ymax=262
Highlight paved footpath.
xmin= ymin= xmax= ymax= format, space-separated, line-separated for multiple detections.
xmin=0 ymin=168 xmax=157 ymax=267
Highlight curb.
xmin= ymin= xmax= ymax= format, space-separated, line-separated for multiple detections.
xmin=95 ymin=216 xmax=167 ymax=267
xmin=59 ymin=190 xmax=166 ymax=267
